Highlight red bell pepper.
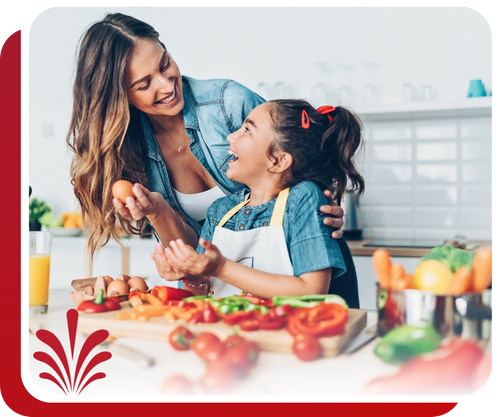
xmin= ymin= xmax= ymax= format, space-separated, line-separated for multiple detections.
xmin=77 ymin=289 xmax=121 ymax=313
xmin=364 ymin=337 xmax=484 ymax=395
xmin=187 ymin=310 xmax=204 ymax=324
xmin=223 ymin=310 xmax=258 ymax=326
xmin=286 ymin=303 xmax=348 ymax=337
xmin=238 ymin=318 xmax=260 ymax=332
xmin=202 ymin=301 xmax=218 ymax=323
xmin=151 ymin=286 xmax=193 ymax=302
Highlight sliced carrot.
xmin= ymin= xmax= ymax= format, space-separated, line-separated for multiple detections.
xmin=471 ymin=247 xmax=492 ymax=292
xmin=145 ymin=293 xmax=164 ymax=306
xmin=133 ymin=304 xmax=172 ymax=316
xmin=116 ymin=310 xmax=131 ymax=320
xmin=447 ymin=265 xmax=473 ymax=294
xmin=372 ymin=249 xmax=392 ymax=289
xmin=129 ymin=295 xmax=143 ymax=307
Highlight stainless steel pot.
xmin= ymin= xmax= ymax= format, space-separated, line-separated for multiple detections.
xmin=376 ymin=285 xmax=492 ymax=342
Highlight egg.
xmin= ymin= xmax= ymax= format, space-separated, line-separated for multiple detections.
xmin=128 ymin=276 xmax=148 ymax=292
xmin=112 ymin=180 xmax=135 ymax=204
xmin=103 ymin=275 xmax=114 ymax=288
xmin=117 ymin=274 xmax=131 ymax=282
xmin=106 ymin=279 xmax=130 ymax=297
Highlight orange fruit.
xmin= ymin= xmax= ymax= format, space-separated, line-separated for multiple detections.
xmin=412 ymin=260 xmax=453 ymax=294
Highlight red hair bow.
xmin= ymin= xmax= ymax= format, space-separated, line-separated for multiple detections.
xmin=316 ymin=105 xmax=336 ymax=124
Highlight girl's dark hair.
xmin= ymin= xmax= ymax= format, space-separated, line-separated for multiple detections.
xmin=66 ymin=13 xmax=165 ymax=261
xmin=267 ymin=99 xmax=365 ymax=205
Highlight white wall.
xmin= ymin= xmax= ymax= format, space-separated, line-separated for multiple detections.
xmin=28 ymin=7 xmax=491 ymax=285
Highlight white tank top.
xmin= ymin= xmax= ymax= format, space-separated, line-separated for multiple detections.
xmin=172 ymin=186 xmax=226 ymax=222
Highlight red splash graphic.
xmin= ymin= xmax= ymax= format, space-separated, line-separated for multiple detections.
xmin=33 ymin=309 xmax=112 ymax=395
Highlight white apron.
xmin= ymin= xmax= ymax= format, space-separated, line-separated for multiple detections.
xmin=209 ymin=188 xmax=294 ymax=297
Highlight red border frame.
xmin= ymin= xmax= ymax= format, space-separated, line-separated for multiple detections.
xmin=0 ymin=30 xmax=457 ymax=416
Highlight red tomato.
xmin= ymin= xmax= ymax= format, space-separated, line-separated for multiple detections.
xmin=225 ymin=340 xmax=261 ymax=378
xmin=168 ymin=326 xmax=195 ymax=351
xmin=201 ymin=359 xmax=238 ymax=394
xmin=223 ymin=334 xmax=248 ymax=350
xmin=292 ymin=334 xmax=321 ymax=362
xmin=161 ymin=375 xmax=195 ymax=395
xmin=192 ymin=332 xmax=223 ymax=360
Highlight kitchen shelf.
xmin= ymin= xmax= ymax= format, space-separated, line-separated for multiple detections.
xmin=355 ymin=96 xmax=492 ymax=121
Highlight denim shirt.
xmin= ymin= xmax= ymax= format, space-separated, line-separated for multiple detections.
xmin=197 ymin=181 xmax=347 ymax=280
xmin=142 ymin=76 xmax=266 ymax=236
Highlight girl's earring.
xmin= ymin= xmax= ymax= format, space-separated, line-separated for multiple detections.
xmin=301 ymin=110 xmax=310 ymax=129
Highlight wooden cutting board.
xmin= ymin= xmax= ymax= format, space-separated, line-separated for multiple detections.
xmin=77 ymin=304 xmax=367 ymax=357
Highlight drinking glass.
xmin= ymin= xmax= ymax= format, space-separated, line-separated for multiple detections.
xmin=29 ymin=231 xmax=52 ymax=315
xmin=336 ymin=64 xmax=356 ymax=104
xmin=359 ymin=63 xmax=381 ymax=105
xmin=310 ymin=61 xmax=333 ymax=106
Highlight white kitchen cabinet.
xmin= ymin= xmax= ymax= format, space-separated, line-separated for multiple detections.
xmin=48 ymin=236 xmax=174 ymax=292
xmin=353 ymin=255 xmax=420 ymax=311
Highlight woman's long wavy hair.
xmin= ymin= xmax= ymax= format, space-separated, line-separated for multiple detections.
xmin=267 ymin=100 xmax=365 ymax=206
xmin=66 ymin=13 xmax=164 ymax=261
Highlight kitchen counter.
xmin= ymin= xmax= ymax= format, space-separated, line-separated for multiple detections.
xmin=346 ymin=238 xmax=492 ymax=258
xmin=27 ymin=290 xmax=394 ymax=399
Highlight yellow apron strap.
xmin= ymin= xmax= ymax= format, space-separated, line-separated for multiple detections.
xmin=217 ymin=199 xmax=251 ymax=227
xmin=270 ymin=188 xmax=290 ymax=227
xmin=217 ymin=188 xmax=290 ymax=228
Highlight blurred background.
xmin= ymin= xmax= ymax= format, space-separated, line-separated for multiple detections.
xmin=28 ymin=7 xmax=492 ymax=298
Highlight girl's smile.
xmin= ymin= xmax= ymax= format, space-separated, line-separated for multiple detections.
xmin=226 ymin=103 xmax=277 ymax=187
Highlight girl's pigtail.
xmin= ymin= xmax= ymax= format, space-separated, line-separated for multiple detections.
xmin=320 ymin=107 xmax=365 ymax=206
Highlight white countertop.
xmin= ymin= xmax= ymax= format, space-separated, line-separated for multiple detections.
xmin=28 ymin=291 xmax=398 ymax=400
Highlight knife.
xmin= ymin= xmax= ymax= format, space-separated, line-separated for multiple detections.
xmin=342 ymin=324 xmax=378 ymax=354
xmin=82 ymin=334 xmax=156 ymax=368
xmin=101 ymin=340 xmax=156 ymax=368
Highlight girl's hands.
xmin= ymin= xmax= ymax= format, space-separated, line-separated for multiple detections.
xmin=320 ymin=189 xmax=344 ymax=239
xmin=113 ymin=183 xmax=168 ymax=221
xmin=151 ymin=242 xmax=189 ymax=281
xmin=165 ymin=238 xmax=226 ymax=278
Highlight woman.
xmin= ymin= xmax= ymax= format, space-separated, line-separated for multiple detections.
xmin=66 ymin=13 xmax=358 ymax=306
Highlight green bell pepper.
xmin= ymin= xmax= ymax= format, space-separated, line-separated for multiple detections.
xmin=374 ymin=324 xmax=442 ymax=364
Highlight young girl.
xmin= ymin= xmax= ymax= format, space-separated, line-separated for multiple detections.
xmin=152 ymin=100 xmax=364 ymax=302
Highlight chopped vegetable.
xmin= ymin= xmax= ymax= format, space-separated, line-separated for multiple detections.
xmin=272 ymin=294 xmax=348 ymax=309
xmin=286 ymin=303 xmax=348 ymax=337
xmin=374 ymin=324 xmax=441 ymax=364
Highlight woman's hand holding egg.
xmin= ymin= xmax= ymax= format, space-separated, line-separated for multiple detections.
xmin=112 ymin=181 xmax=167 ymax=221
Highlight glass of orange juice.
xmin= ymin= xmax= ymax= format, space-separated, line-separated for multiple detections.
xmin=29 ymin=231 xmax=52 ymax=315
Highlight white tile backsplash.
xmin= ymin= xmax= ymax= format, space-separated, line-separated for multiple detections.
xmin=372 ymin=144 xmax=412 ymax=161
xmin=415 ymin=119 xmax=458 ymax=139
xmin=461 ymin=141 xmax=491 ymax=161
xmin=462 ymin=163 xmax=492 ymax=183
xmin=415 ymin=186 xmax=458 ymax=205
xmin=416 ymin=164 xmax=457 ymax=183
xmin=460 ymin=117 xmax=492 ymax=139
xmin=358 ymin=115 xmax=491 ymax=239
xmin=416 ymin=143 xmax=457 ymax=161
xmin=371 ymin=121 xmax=412 ymax=141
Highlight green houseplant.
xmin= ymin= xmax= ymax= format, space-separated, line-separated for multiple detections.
xmin=29 ymin=186 xmax=52 ymax=231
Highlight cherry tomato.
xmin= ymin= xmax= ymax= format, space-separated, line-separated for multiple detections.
xmin=168 ymin=326 xmax=195 ymax=351
xmin=201 ymin=359 xmax=238 ymax=394
xmin=292 ymin=334 xmax=321 ymax=362
xmin=161 ymin=375 xmax=195 ymax=395
xmin=192 ymin=332 xmax=223 ymax=360
xmin=223 ymin=334 xmax=248 ymax=350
